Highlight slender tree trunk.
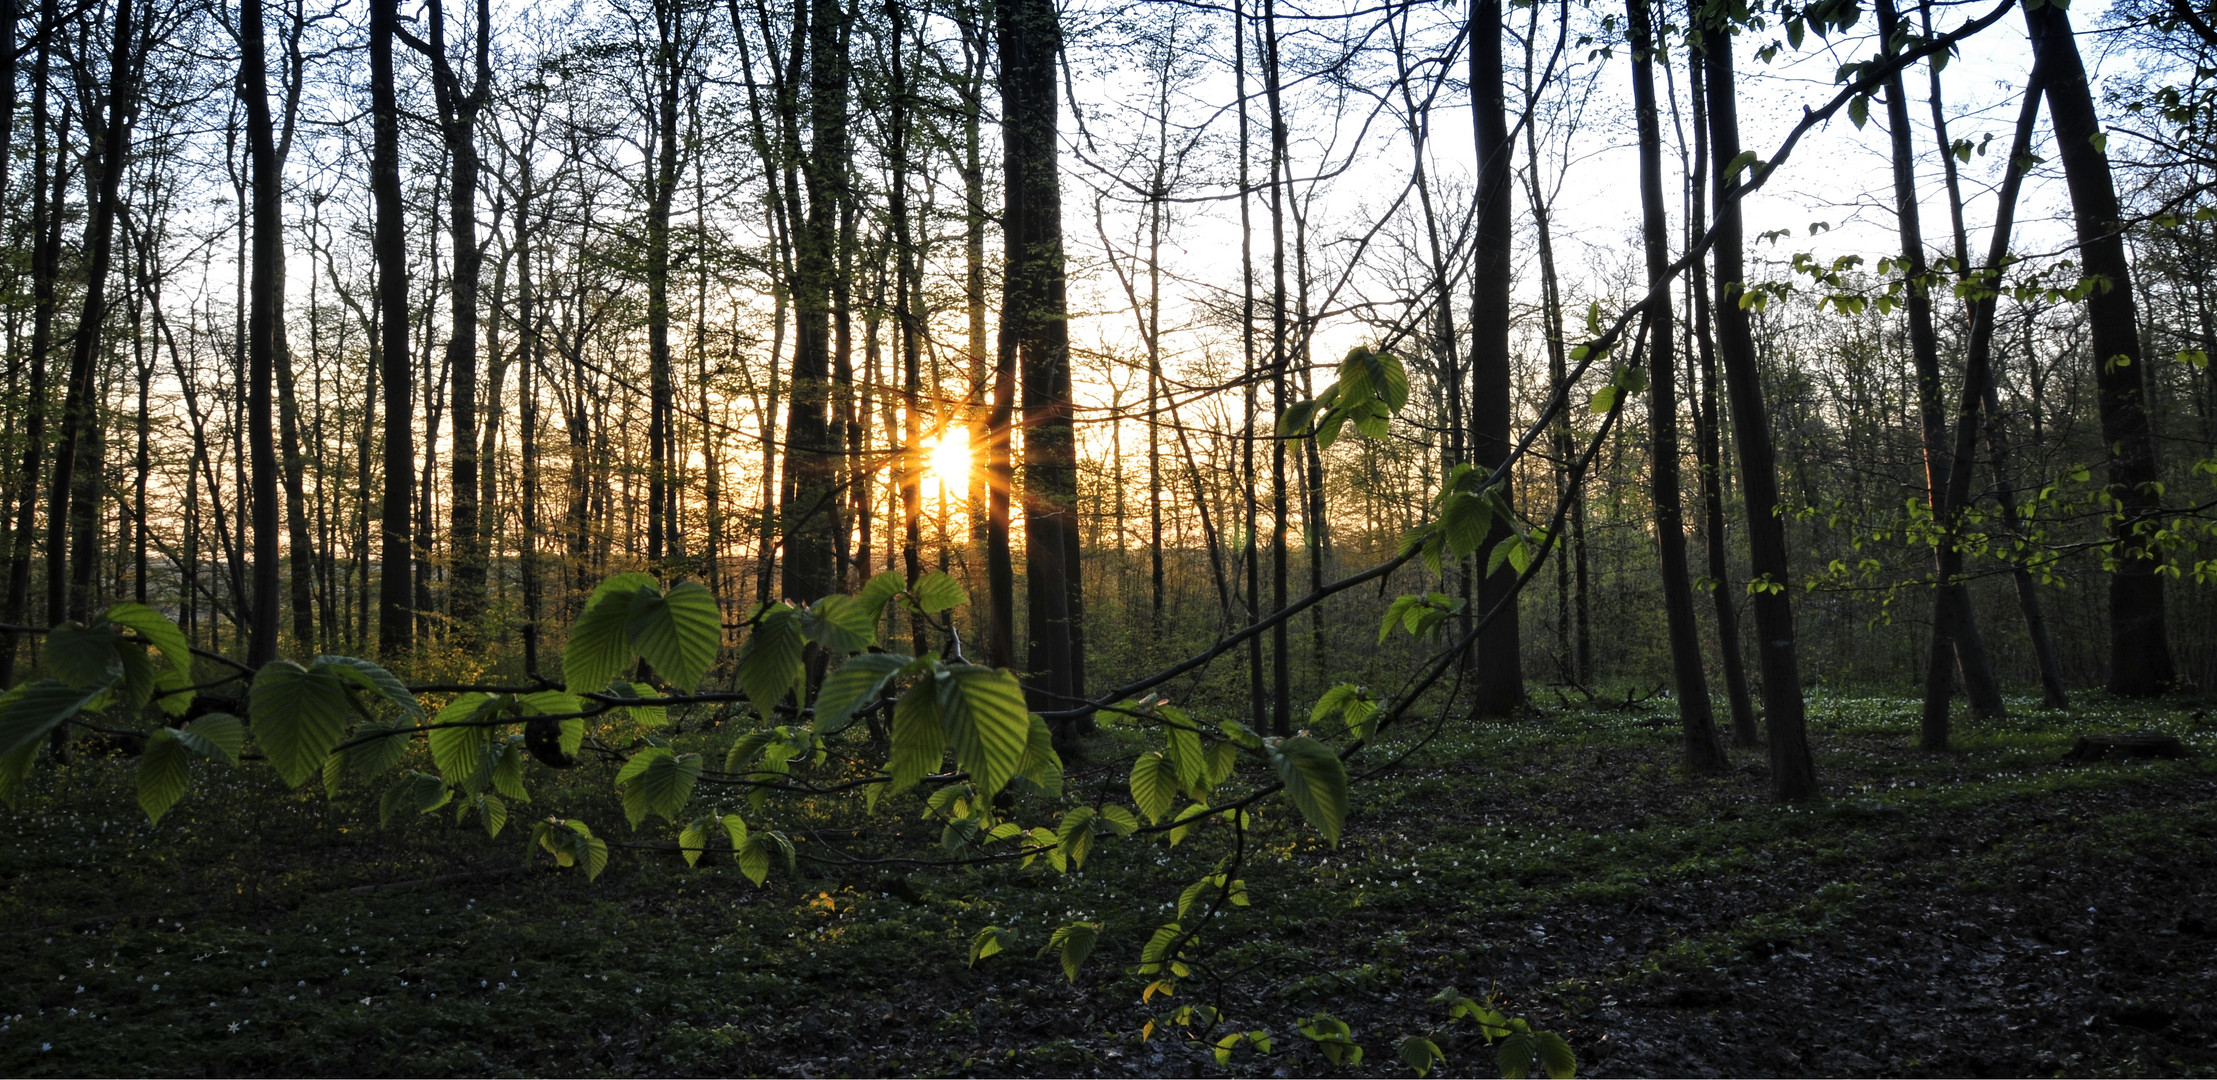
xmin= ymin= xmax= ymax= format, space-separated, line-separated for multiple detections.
xmin=1468 ymin=0 xmax=1524 ymax=714
xmin=1687 ymin=53 xmax=1759 ymax=746
xmin=2027 ymin=0 xmax=2177 ymax=696
xmin=1703 ymin=33 xmax=1818 ymax=801
xmin=53 ymin=0 xmax=136 ymax=625
xmin=1000 ymin=0 xmax=1081 ymax=725
xmin=372 ymin=0 xmax=413 ymax=660
xmin=2 ymin=9 xmax=59 ymax=679
xmin=1630 ymin=0 xmax=1725 ymax=771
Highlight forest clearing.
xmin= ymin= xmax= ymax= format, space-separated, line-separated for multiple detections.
xmin=2 ymin=0 xmax=2217 ymax=1071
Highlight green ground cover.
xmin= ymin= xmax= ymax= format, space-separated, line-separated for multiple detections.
xmin=3 ymin=694 xmax=2212 ymax=1077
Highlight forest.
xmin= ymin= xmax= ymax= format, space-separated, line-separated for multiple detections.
xmin=2 ymin=0 xmax=2216 ymax=1072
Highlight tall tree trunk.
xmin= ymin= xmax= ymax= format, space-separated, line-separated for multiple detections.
xmin=1630 ymin=0 xmax=1725 ymax=772
xmin=1687 ymin=52 xmax=1759 ymax=747
xmin=780 ymin=0 xmax=842 ymax=605
xmin=1703 ymin=32 xmax=1818 ymax=801
xmin=1000 ymin=0 xmax=1081 ymax=725
xmin=1263 ymin=0 xmax=1290 ymax=735
xmin=1468 ymin=0 xmax=1524 ymax=714
xmin=2 ymin=5 xmax=59 ymax=680
xmin=53 ymin=0 xmax=136 ymax=625
xmin=239 ymin=0 xmax=283 ymax=664
xmin=2027 ymin=0 xmax=2177 ymax=696
xmin=372 ymin=0 xmax=413 ymax=660
xmin=1872 ymin=0 xmax=2004 ymax=746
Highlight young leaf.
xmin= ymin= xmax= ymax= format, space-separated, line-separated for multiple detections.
xmin=858 ymin=569 xmax=907 ymax=615
xmin=800 ymin=594 xmax=879 ymax=655
xmin=936 ymin=665 xmax=1030 ymax=800
xmin=737 ymin=604 xmax=806 ymax=718
xmin=888 ymin=683 xmax=947 ymax=794
xmin=250 ymin=661 xmax=354 ymax=788
xmin=969 ymin=925 xmax=1011 ymax=967
xmin=909 ymin=571 xmax=967 ymax=614
xmin=0 ymin=679 xmax=110 ymax=761
xmin=379 ymin=772 xmax=451 ymax=826
xmin=136 ymin=728 xmax=191 ymax=824
xmin=1013 ymin=714 xmax=1065 ymax=797
xmin=1399 ymin=1036 xmax=1446 ymax=1077
xmin=428 ymin=693 xmax=498 ymax=792
xmin=312 ymin=655 xmax=424 ymax=718
xmin=626 ymin=581 xmax=723 ymax=691
xmin=679 ymin=815 xmax=710 ymax=868
xmin=814 ymin=652 xmax=910 ymax=734
xmin=1044 ymin=921 xmax=1101 ymax=983
xmin=173 ymin=713 xmax=245 ymax=764
xmin=615 ymin=747 xmax=703 ymax=828
xmin=1268 ymin=735 xmax=1349 ymax=846
xmin=1131 ymin=752 xmax=1179 ymax=825
xmin=564 ymin=572 xmax=658 ymax=694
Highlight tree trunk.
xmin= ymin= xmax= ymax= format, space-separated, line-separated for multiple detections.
xmin=1703 ymin=33 xmax=1819 ymax=801
xmin=372 ymin=0 xmax=413 ymax=660
xmin=1468 ymin=0 xmax=1525 ymax=715
xmin=1630 ymin=0 xmax=1726 ymax=772
xmin=1000 ymin=0 xmax=1081 ymax=728
xmin=2027 ymin=0 xmax=2177 ymax=696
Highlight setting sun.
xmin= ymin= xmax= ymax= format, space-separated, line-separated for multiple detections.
xmin=924 ymin=427 xmax=972 ymax=488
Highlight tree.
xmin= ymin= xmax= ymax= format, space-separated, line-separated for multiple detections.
xmin=2027 ymin=0 xmax=2179 ymax=696
xmin=999 ymin=0 xmax=1083 ymax=728
xmin=1700 ymin=16 xmax=1818 ymax=801
xmin=373 ymin=0 xmax=414 ymax=660
xmin=1629 ymin=0 xmax=1726 ymax=772
xmin=1467 ymin=0 xmax=1524 ymax=716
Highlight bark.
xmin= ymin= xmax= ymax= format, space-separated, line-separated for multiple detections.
xmin=1703 ymin=34 xmax=1819 ymax=801
xmin=1630 ymin=0 xmax=1726 ymax=772
xmin=999 ymin=0 xmax=1082 ymax=727
xmin=1469 ymin=0 xmax=1525 ymax=715
xmin=373 ymin=0 xmax=413 ymax=659
xmin=2027 ymin=0 xmax=2177 ymax=696
xmin=2 ymin=6 xmax=59 ymax=680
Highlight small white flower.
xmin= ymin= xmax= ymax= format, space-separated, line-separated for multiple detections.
xmin=359 ymin=997 xmax=371 ymax=1006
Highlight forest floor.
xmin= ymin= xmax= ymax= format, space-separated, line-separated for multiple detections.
xmin=2 ymin=691 xmax=2214 ymax=1078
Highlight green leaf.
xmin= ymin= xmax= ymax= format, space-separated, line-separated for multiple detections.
xmin=249 ymin=661 xmax=353 ymax=788
xmin=1131 ymin=752 xmax=1178 ymax=825
xmin=815 ymin=652 xmax=910 ymax=734
xmin=936 ymin=665 xmax=1030 ymax=800
xmin=679 ymin=816 xmax=710 ymax=867
xmin=858 ymin=569 xmax=907 ymax=615
xmin=1097 ymin=803 xmax=1139 ymax=836
xmin=1314 ymin=408 xmax=1350 ymax=449
xmin=0 ymin=679 xmax=109 ymax=761
xmin=721 ymin=813 xmax=748 ymax=858
xmin=1268 ymin=735 xmax=1349 ymax=846
xmin=491 ymin=740 xmax=530 ymax=802
xmin=910 ymin=571 xmax=967 ymax=614
xmin=1044 ymin=921 xmax=1101 ymax=983
xmin=1535 ymin=1031 xmax=1575 ymax=1078
xmin=1848 ymin=92 xmax=1870 ymax=129
xmin=627 ymin=581 xmax=723 ymax=691
xmin=428 ymin=693 xmax=497 ymax=791
xmin=44 ymin=622 xmax=121 ymax=688
xmin=105 ymin=602 xmax=190 ymax=674
xmin=888 ymin=683 xmax=946 ymax=794
xmin=1276 ymin=397 xmax=1320 ymax=438
xmin=151 ymin=666 xmax=194 ymax=718
xmin=737 ymin=604 xmax=805 ymax=718
xmin=325 ymin=721 xmax=410 ymax=796
xmin=1399 ymin=1036 xmax=1445 ymax=1077
xmin=1055 ymin=805 xmax=1097 ymax=869
xmin=137 ymin=728 xmax=191 ymax=824
xmin=1588 ymin=385 xmax=1617 ymax=414
xmin=174 ymin=713 xmax=244 ymax=764
xmin=379 ymin=772 xmax=451 ymax=826
xmin=312 ymin=655 xmax=423 ymax=718
xmin=969 ymin=925 xmax=1011 ymax=967
xmin=564 ymin=572 xmax=657 ymax=694
xmin=736 ymin=830 xmax=792 ymax=886
xmin=1013 ymin=713 xmax=1064 ymax=797
xmin=475 ymin=792 xmax=509 ymax=838
xmin=615 ymin=747 xmax=703 ymax=828
xmin=800 ymin=594 xmax=878 ymax=655
xmin=1161 ymin=708 xmax=1204 ymax=791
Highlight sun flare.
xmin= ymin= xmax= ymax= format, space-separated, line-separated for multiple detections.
xmin=924 ymin=427 xmax=972 ymax=488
